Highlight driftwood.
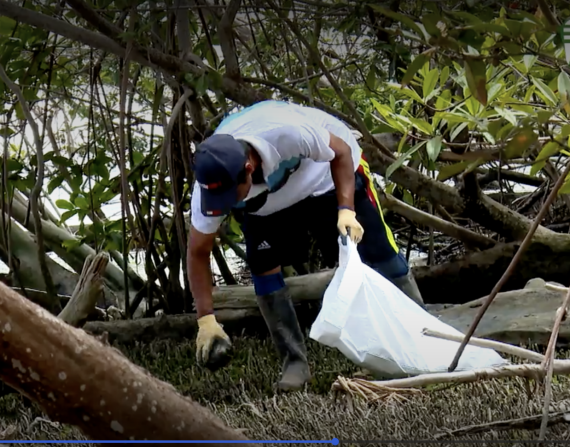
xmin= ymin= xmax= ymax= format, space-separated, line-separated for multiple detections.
xmin=0 ymin=280 xmax=253 ymax=444
xmin=58 ymin=252 xmax=109 ymax=327
xmin=332 ymin=361 xmax=570 ymax=393
xmin=422 ymin=329 xmax=547 ymax=363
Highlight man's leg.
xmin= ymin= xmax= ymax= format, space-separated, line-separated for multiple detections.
xmin=241 ymin=207 xmax=312 ymax=391
xmin=353 ymin=156 xmax=426 ymax=308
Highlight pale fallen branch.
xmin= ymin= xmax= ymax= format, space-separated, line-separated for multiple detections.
xmin=434 ymin=411 xmax=570 ymax=439
xmin=422 ymin=328 xmax=545 ymax=363
xmin=545 ymin=283 xmax=569 ymax=293
xmin=538 ymin=283 xmax=570 ymax=440
xmin=333 ymin=361 xmax=570 ymax=392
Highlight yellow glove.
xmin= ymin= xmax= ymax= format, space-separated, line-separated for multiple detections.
xmin=196 ymin=314 xmax=232 ymax=369
xmin=337 ymin=207 xmax=364 ymax=244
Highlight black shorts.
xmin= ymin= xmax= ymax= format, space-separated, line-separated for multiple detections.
xmin=241 ymin=156 xmax=403 ymax=277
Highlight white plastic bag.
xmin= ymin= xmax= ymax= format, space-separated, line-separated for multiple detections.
xmin=309 ymin=237 xmax=509 ymax=378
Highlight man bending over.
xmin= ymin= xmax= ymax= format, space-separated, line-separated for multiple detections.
xmin=187 ymin=100 xmax=424 ymax=392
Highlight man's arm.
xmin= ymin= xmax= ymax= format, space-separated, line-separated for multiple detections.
xmin=187 ymin=225 xmax=216 ymax=318
xmin=288 ymin=123 xmax=363 ymax=242
xmin=289 ymin=123 xmax=356 ymax=210
xmin=328 ymin=132 xmax=356 ymax=211
xmin=188 ymin=180 xmax=225 ymax=316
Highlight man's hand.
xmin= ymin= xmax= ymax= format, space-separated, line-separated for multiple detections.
xmin=337 ymin=207 xmax=364 ymax=243
xmin=196 ymin=314 xmax=233 ymax=370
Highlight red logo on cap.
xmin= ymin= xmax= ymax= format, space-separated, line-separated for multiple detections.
xmin=199 ymin=181 xmax=223 ymax=190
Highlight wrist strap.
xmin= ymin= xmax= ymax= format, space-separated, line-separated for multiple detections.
xmin=338 ymin=205 xmax=354 ymax=211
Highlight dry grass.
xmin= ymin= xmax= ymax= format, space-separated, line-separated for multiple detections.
xmin=2 ymin=333 xmax=570 ymax=445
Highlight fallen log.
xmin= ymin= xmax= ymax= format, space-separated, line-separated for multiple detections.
xmin=83 ymin=270 xmax=336 ymax=343
xmin=0 ymin=281 xmax=253 ymax=444
xmin=414 ymin=240 xmax=570 ymax=304
xmin=83 ymin=259 xmax=570 ymax=347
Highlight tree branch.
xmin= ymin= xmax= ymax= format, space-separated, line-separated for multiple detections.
xmin=0 ymin=62 xmax=59 ymax=311
xmin=379 ymin=192 xmax=496 ymax=250
xmin=0 ymin=0 xmax=266 ymax=106
xmin=536 ymin=0 xmax=560 ymax=28
xmin=218 ymin=0 xmax=242 ymax=80
xmin=265 ymin=0 xmax=393 ymax=157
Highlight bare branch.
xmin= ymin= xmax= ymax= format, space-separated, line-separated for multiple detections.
xmin=0 ymin=62 xmax=59 ymax=310
xmin=0 ymin=0 xmax=266 ymax=106
xmin=265 ymin=0 xmax=393 ymax=157
xmin=218 ymin=0 xmax=242 ymax=80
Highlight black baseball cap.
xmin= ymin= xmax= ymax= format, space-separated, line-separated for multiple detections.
xmin=193 ymin=134 xmax=249 ymax=216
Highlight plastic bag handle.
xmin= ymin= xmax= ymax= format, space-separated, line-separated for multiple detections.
xmin=340 ymin=227 xmax=351 ymax=246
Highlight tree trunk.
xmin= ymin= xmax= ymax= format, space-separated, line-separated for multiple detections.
xmin=58 ymin=252 xmax=110 ymax=327
xmin=0 ymin=281 xmax=253 ymax=445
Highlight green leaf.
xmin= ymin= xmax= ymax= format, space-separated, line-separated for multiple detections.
xmin=2 ymin=158 xmax=23 ymax=172
xmin=450 ymin=122 xmax=468 ymax=142
xmin=387 ymin=82 xmax=424 ymax=103
xmin=366 ymin=68 xmax=376 ymax=89
xmin=494 ymin=106 xmax=517 ymax=126
xmin=91 ymin=161 xmax=109 ymax=181
xmin=55 ymin=199 xmax=74 ymax=210
xmin=438 ymin=111 xmax=473 ymax=125
xmin=557 ymin=124 xmax=570 ymax=141
xmin=437 ymin=161 xmax=469 ymax=181
xmin=401 ymin=49 xmax=433 ymax=87
xmin=62 ymin=238 xmax=82 ymax=250
xmin=0 ymin=17 xmax=16 ymax=36
xmin=523 ymin=55 xmax=538 ymax=72
xmin=426 ymin=135 xmax=443 ymax=161
xmin=530 ymin=141 xmax=560 ymax=176
xmin=14 ymin=102 xmax=25 ymax=120
xmin=47 ymin=175 xmax=65 ymax=194
xmin=402 ymin=190 xmax=414 ymax=206
xmin=487 ymin=82 xmax=505 ymax=103
xmin=470 ymin=23 xmax=510 ymax=36
xmin=503 ymin=127 xmax=538 ymax=159
xmin=60 ymin=209 xmax=78 ymax=224
xmin=194 ymin=74 xmax=207 ymax=96
xmin=559 ymin=173 xmax=570 ymax=195
xmin=558 ymin=72 xmax=570 ymax=101
xmin=408 ymin=117 xmax=433 ymax=135
xmin=440 ymin=66 xmax=450 ymax=86
xmin=464 ymin=57 xmax=488 ymax=106
xmin=536 ymin=110 xmax=554 ymax=125
xmin=531 ymin=76 xmax=557 ymax=106
xmin=74 ymin=195 xmax=89 ymax=210
xmin=449 ymin=11 xmax=483 ymax=25
xmin=421 ymin=13 xmax=443 ymax=38
xmin=423 ymin=68 xmax=439 ymax=99
xmin=371 ymin=124 xmax=399 ymax=134
xmin=385 ymin=141 xmax=427 ymax=181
